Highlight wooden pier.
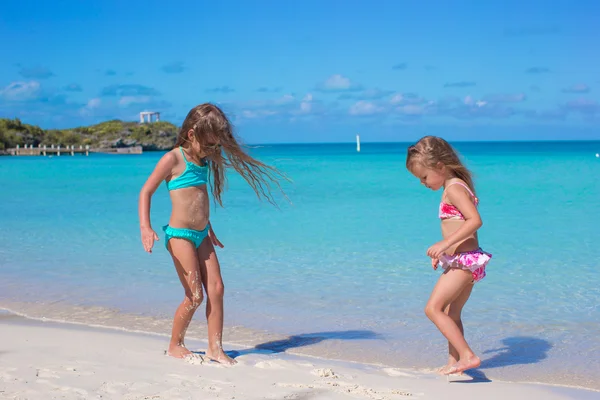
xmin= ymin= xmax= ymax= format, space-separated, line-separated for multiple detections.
xmin=7 ymin=144 xmax=143 ymax=156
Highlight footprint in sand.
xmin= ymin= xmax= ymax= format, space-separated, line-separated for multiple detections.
xmin=0 ymin=367 xmax=17 ymax=380
xmin=183 ymin=354 xmax=205 ymax=365
xmin=332 ymin=383 xmax=415 ymax=399
xmin=202 ymin=385 xmax=222 ymax=393
xmin=62 ymin=365 xmax=95 ymax=376
xmin=311 ymin=368 xmax=338 ymax=379
xmin=35 ymin=368 xmax=60 ymax=379
xmin=276 ymin=383 xmax=315 ymax=389
xmin=390 ymin=389 xmax=416 ymax=397
xmin=34 ymin=380 xmax=89 ymax=398
xmin=98 ymin=381 xmax=132 ymax=395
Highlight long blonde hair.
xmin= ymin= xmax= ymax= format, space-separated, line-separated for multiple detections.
xmin=175 ymin=103 xmax=288 ymax=206
xmin=406 ymin=136 xmax=475 ymax=194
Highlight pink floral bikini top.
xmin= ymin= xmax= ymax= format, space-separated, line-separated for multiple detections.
xmin=439 ymin=182 xmax=478 ymax=220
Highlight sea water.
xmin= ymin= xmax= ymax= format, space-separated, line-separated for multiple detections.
xmin=1 ymin=141 xmax=599 ymax=389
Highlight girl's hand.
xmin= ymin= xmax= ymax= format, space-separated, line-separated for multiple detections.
xmin=208 ymin=226 xmax=224 ymax=248
xmin=431 ymin=257 xmax=439 ymax=270
xmin=427 ymin=241 xmax=449 ymax=260
xmin=141 ymin=226 xmax=159 ymax=253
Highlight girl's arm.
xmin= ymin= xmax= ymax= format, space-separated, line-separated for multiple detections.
xmin=427 ymin=185 xmax=482 ymax=258
xmin=139 ymin=152 xmax=177 ymax=252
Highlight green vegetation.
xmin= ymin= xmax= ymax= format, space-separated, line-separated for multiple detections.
xmin=0 ymin=118 xmax=179 ymax=152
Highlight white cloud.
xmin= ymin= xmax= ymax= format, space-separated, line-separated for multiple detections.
xmin=300 ymin=102 xmax=312 ymax=113
xmin=118 ymin=96 xmax=152 ymax=106
xmin=562 ymin=84 xmax=590 ymax=94
xmin=79 ymin=98 xmax=102 ymax=116
xmin=241 ymin=109 xmax=279 ymax=119
xmin=299 ymin=93 xmax=313 ymax=114
xmin=389 ymin=92 xmax=426 ymax=105
xmin=349 ymin=101 xmax=385 ymax=116
xmin=324 ymin=75 xmax=351 ymax=90
xmin=274 ymin=94 xmax=295 ymax=105
xmin=0 ymin=81 xmax=41 ymax=101
xmin=397 ymin=105 xmax=424 ymax=115
xmin=390 ymin=94 xmax=405 ymax=104
xmin=237 ymin=92 xmax=318 ymax=120
xmin=242 ymin=110 xmax=258 ymax=119
xmin=87 ymin=98 xmax=102 ymax=109
xmin=317 ymin=74 xmax=362 ymax=92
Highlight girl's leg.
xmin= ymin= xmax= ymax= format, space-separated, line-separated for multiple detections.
xmin=197 ymin=238 xmax=237 ymax=365
xmin=167 ymin=239 xmax=204 ymax=358
xmin=439 ymin=283 xmax=473 ymax=374
xmin=425 ymin=268 xmax=480 ymax=374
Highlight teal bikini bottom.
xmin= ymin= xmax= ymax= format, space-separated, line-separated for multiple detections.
xmin=162 ymin=224 xmax=210 ymax=250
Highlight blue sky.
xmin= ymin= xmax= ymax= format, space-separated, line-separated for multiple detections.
xmin=1 ymin=0 xmax=599 ymax=142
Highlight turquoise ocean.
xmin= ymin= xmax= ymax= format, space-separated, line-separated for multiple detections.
xmin=1 ymin=141 xmax=599 ymax=390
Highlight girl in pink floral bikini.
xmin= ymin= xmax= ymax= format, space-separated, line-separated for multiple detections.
xmin=406 ymin=136 xmax=492 ymax=376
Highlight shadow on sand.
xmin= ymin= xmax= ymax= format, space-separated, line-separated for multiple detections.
xmin=194 ymin=330 xmax=382 ymax=360
xmin=454 ymin=336 xmax=552 ymax=384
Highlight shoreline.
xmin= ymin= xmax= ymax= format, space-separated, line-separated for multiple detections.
xmin=1 ymin=312 xmax=598 ymax=400
xmin=1 ymin=304 xmax=599 ymax=395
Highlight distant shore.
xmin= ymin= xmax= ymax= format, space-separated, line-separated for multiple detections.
xmin=0 ymin=118 xmax=178 ymax=155
xmin=2 ymin=144 xmax=144 ymax=156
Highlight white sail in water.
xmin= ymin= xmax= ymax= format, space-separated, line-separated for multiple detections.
xmin=356 ymin=134 xmax=361 ymax=152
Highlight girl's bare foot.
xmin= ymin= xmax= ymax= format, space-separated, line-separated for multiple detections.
xmin=206 ymin=348 xmax=237 ymax=365
xmin=167 ymin=344 xmax=192 ymax=359
xmin=443 ymin=355 xmax=481 ymax=375
xmin=437 ymin=364 xmax=463 ymax=375
xmin=437 ymin=356 xmax=462 ymax=375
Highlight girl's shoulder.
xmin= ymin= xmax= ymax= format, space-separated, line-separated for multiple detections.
xmin=155 ymin=148 xmax=182 ymax=171
xmin=163 ymin=148 xmax=183 ymax=163
xmin=443 ymin=179 xmax=477 ymax=201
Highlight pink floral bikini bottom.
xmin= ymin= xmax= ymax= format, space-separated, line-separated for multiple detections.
xmin=438 ymin=248 xmax=492 ymax=283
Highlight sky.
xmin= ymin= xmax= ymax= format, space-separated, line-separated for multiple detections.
xmin=1 ymin=0 xmax=599 ymax=143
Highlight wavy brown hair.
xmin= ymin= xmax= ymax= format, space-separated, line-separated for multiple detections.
xmin=405 ymin=135 xmax=475 ymax=194
xmin=175 ymin=103 xmax=289 ymax=206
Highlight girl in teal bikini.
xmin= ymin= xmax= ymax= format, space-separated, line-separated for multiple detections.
xmin=138 ymin=103 xmax=287 ymax=363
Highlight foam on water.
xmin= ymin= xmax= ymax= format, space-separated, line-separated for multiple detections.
xmin=1 ymin=141 xmax=599 ymax=389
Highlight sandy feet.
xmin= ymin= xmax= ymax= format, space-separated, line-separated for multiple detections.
xmin=437 ymin=365 xmax=462 ymax=375
xmin=167 ymin=343 xmax=236 ymax=365
xmin=166 ymin=344 xmax=193 ymax=358
xmin=437 ymin=356 xmax=463 ymax=375
xmin=206 ymin=349 xmax=237 ymax=365
xmin=443 ymin=356 xmax=481 ymax=375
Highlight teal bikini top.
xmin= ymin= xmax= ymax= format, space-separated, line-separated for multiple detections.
xmin=166 ymin=147 xmax=208 ymax=191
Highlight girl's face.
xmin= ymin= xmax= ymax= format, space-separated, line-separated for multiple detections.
xmin=187 ymin=129 xmax=222 ymax=158
xmin=410 ymin=162 xmax=447 ymax=191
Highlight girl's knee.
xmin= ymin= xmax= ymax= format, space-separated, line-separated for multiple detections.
xmin=424 ymin=303 xmax=441 ymax=319
xmin=184 ymin=290 xmax=204 ymax=308
xmin=208 ymin=281 xmax=225 ymax=299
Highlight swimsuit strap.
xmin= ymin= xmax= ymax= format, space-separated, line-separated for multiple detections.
xmin=445 ymin=181 xmax=475 ymax=199
xmin=179 ymin=146 xmax=207 ymax=167
xmin=179 ymin=146 xmax=189 ymax=163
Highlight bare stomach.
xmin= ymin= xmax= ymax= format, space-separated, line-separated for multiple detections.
xmin=441 ymin=219 xmax=479 ymax=255
xmin=168 ymin=186 xmax=210 ymax=230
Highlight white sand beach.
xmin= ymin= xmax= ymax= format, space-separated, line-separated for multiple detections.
xmin=1 ymin=313 xmax=597 ymax=400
